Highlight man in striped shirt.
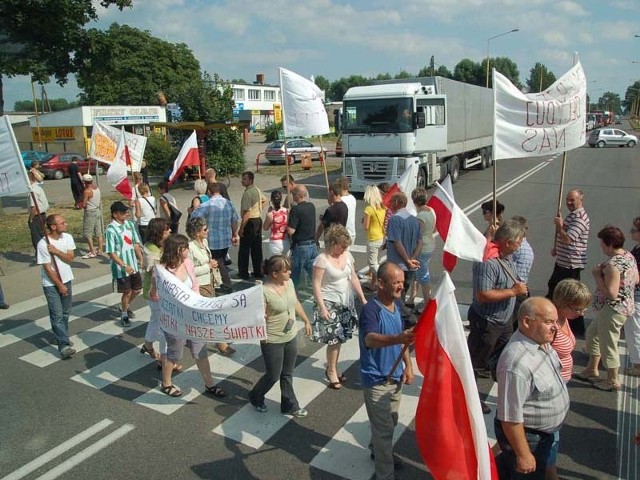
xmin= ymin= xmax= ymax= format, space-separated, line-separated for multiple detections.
xmin=105 ymin=201 xmax=143 ymax=327
xmin=546 ymin=189 xmax=590 ymax=335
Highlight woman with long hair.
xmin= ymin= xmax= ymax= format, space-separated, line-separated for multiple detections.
xmin=579 ymin=226 xmax=639 ymax=391
xmin=312 ymin=224 xmax=367 ymax=389
xmin=362 ymin=185 xmax=386 ymax=291
xmin=248 ymin=255 xmax=311 ymax=416
xmin=151 ymin=234 xmax=227 ymax=398
xmin=263 ymin=190 xmax=289 ymax=256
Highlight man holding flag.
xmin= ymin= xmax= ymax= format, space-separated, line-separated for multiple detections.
xmin=358 ymin=262 xmax=415 ymax=479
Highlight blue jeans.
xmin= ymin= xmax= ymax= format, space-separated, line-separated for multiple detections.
xmin=0 ymin=281 xmax=5 ymax=304
xmin=43 ymin=282 xmax=73 ymax=352
xmin=291 ymin=243 xmax=318 ymax=286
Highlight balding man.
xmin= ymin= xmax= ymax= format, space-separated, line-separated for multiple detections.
xmin=495 ymin=297 xmax=569 ymax=479
xmin=287 ymin=185 xmax=318 ymax=287
xmin=546 ymin=189 xmax=590 ymax=335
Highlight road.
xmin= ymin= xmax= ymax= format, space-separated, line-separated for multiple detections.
xmin=1 ymin=128 xmax=639 ymax=479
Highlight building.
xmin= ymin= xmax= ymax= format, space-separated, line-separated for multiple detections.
xmin=231 ymin=74 xmax=282 ymax=131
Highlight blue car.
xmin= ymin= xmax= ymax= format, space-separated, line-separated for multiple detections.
xmin=21 ymin=151 xmax=53 ymax=169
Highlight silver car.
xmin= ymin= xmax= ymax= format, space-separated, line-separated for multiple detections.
xmin=588 ymin=128 xmax=637 ymax=148
xmin=264 ymin=139 xmax=322 ymax=164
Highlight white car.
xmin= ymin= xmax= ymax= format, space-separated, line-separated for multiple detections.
xmin=588 ymin=128 xmax=637 ymax=148
xmin=264 ymin=139 xmax=322 ymax=164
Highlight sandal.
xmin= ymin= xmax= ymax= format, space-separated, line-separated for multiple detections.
xmin=325 ymin=368 xmax=343 ymax=387
xmin=338 ymin=373 xmax=347 ymax=383
xmin=592 ymin=380 xmax=621 ymax=392
xmin=140 ymin=344 xmax=160 ymax=360
xmin=218 ymin=345 xmax=237 ymax=357
xmin=575 ymin=371 xmax=599 ymax=382
xmin=160 ymin=384 xmax=182 ymax=397
xmin=204 ymin=384 xmax=227 ymax=398
xmin=327 ymin=381 xmax=342 ymax=390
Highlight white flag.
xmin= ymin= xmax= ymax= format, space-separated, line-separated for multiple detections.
xmin=89 ymin=120 xmax=147 ymax=171
xmin=493 ymin=61 xmax=587 ymax=160
xmin=0 ymin=116 xmax=31 ymax=196
xmin=107 ymin=127 xmax=133 ymax=199
xmin=279 ymin=67 xmax=330 ymax=137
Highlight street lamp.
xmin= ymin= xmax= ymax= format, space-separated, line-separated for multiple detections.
xmin=486 ymin=29 xmax=519 ymax=87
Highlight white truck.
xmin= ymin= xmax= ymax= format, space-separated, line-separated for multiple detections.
xmin=341 ymin=77 xmax=493 ymax=192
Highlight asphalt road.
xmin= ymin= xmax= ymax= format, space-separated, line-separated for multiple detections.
xmin=1 ymin=126 xmax=639 ymax=480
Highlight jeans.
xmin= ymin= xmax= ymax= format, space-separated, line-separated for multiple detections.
xmin=495 ymin=418 xmax=555 ymax=479
xmin=0 ymin=281 xmax=5 ymax=304
xmin=467 ymin=306 xmax=513 ymax=371
xmin=291 ymin=243 xmax=318 ymax=287
xmin=211 ymin=247 xmax=232 ymax=288
xmin=43 ymin=282 xmax=73 ymax=352
xmin=238 ymin=218 xmax=263 ymax=277
xmin=249 ymin=337 xmax=300 ymax=413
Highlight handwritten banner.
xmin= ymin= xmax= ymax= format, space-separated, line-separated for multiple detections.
xmin=155 ymin=265 xmax=266 ymax=343
xmin=494 ymin=61 xmax=586 ymax=160
xmin=0 ymin=116 xmax=31 ymax=197
xmin=89 ymin=120 xmax=147 ymax=171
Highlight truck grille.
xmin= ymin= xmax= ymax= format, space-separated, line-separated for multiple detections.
xmin=355 ymin=159 xmax=392 ymax=181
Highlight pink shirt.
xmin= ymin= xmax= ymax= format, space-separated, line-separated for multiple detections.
xmin=551 ymin=323 xmax=576 ymax=382
xmin=269 ymin=208 xmax=288 ymax=241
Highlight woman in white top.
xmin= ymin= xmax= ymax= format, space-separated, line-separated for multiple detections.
xmin=312 ymin=224 xmax=367 ymax=389
xmin=135 ymin=183 xmax=157 ymax=243
xmin=410 ymin=188 xmax=437 ymax=305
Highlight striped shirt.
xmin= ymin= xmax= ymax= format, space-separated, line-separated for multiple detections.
xmin=471 ymin=257 xmax=517 ymax=324
xmin=511 ymin=237 xmax=534 ymax=283
xmin=497 ymin=330 xmax=569 ymax=433
xmin=555 ymin=208 xmax=589 ymax=269
xmin=550 ymin=325 xmax=576 ymax=382
xmin=105 ymin=219 xmax=141 ymax=279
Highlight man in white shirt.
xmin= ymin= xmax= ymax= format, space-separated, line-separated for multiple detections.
xmin=339 ymin=177 xmax=357 ymax=243
xmin=37 ymin=214 xmax=76 ymax=359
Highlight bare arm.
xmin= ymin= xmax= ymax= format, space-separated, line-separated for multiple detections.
xmin=364 ymin=329 xmax=414 ymax=349
xmin=47 ymin=244 xmax=74 ymax=264
xmin=476 ymin=284 xmax=527 ymax=303
xmin=263 ymin=211 xmax=273 ymax=231
xmin=362 ymin=213 xmax=371 ymax=230
xmin=391 ymin=240 xmax=419 ymax=270
xmin=43 ymin=263 xmax=68 ymax=295
xmin=312 ymin=265 xmax=329 ymax=319
xmin=294 ymin=300 xmax=312 ymax=336
xmin=593 ymin=262 xmax=620 ymax=300
xmin=350 ymin=264 xmax=367 ymax=304
xmin=135 ymin=199 xmax=141 ymax=220
xmin=401 ymin=348 xmax=414 ymax=384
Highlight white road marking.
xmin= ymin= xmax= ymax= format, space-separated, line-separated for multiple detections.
xmin=1 ymin=419 xmax=113 ymax=480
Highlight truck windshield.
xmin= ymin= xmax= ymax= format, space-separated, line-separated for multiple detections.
xmin=343 ymin=98 xmax=413 ymax=134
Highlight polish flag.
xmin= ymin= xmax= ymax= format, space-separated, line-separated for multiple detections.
xmin=168 ymin=131 xmax=199 ymax=186
xmin=381 ymin=160 xmax=420 ymax=215
xmin=414 ymin=273 xmax=498 ymax=480
xmin=426 ymin=175 xmax=486 ymax=271
xmin=107 ymin=128 xmax=133 ymax=199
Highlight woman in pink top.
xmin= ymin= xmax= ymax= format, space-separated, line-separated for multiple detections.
xmin=263 ymin=190 xmax=289 ymax=257
xmin=550 ymin=279 xmax=592 ymax=382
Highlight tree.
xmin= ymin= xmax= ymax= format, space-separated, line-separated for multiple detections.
xmin=394 ymin=70 xmax=413 ymax=79
xmin=14 ymin=97 xmax=81 ymax=112
xmin=314 ymin=75 xmax=331 ymax=97
xmin=417 ymin=64 xmax=452 ymax=78
xmin=623 ymin=81 xmax=640 ymax=114
xmin=329 ymin=75 xmax=370 ymax=102
xmin=75 ymin=24 xmax=201 ymax=106
xmin=597 ymin=92 xmax=621 ymax=114
xmin=453 ymin=59 xmax=483 ymax=85
xmin=0 ymin=0 xmax=132 ymax=115
xmin=488 ymin=57 xmax=521 ymax=89
xmin=525 ymin=62 xmax=557 ymax=93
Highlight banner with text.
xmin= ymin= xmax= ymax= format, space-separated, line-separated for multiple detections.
xmin=493 ymin=61 xmax=586 ymax=160
xmin=89 ymin=121 xmax=147 ymax=171
xmin=0 ymin=116 xmax=31 ymax=197
xmin=155 ymin=265 xmax=266 ymax=343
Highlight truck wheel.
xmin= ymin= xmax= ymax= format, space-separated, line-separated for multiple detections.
xmin=479 ymin=148 xmax=488 ymax=170
xmin=449 ymin=156 xmax=460 ymax=184
xmin=417 ymin=167 xmax=428 ymax=189
xmin=487 ymin=147 xmax=494 ymax=167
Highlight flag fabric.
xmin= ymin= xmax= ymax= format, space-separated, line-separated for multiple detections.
xmin=414 ymin=272 xmax=498 ymax=480
xmin=107 ymin=128 xmax=133 ymax=199
xmin=168 ymin=131 xmax=199 ymax=186
xmin=89 ymin=120 xmax=147 ymax=171
xmin=381 ymin=160 xmax=419 ymax=215
xmin=279 ymin=67 xmax=330 ymax=137
xmin=493 ymin=61 xmax=587 ymax=160
xmin=0 ymin=116 xmax=31 ymax=196
xmin=427 ymin=175 xmax=486 ymax=271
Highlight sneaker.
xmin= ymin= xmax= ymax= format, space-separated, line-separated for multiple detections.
xmin=81 ymin=252 xmax=96 ymax=259
xmin=287 ymin=408 xmax=308 ymax=418
xmin=252 ymin=402 xmax=267 ymax=413
xmin=127 ymin=309 xmax=135 ymax=319
xmin=60 ymin=346 xmax=76 ymax=359
xmin=0 ymin=303 xmax=9 ymax=309
xmin=121 ymin=316 xmax=131 ymax=327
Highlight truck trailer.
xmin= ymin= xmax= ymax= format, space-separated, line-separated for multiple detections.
xmin=341 ymin=77 xmax=493 ymax=192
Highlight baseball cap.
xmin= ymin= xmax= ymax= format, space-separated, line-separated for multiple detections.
xmin=82 ymin=174 xmax=93 ymax=182
xmin=110 ymin=201 xmax=129 ymax=214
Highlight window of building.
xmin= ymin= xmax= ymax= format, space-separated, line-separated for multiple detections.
xmin=248 ymin=89 xmax=261 ymax=100
xmin=233 ymin=89 xmax=245 ymax=101
xmin=264 ymin=90 xmax=275 ymax=101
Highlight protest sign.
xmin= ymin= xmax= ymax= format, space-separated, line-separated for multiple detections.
xmin=0 ymin=116 xmax=31 ymax=196
xmin=155 ymin=265 xmax=266 ymax=343
xmin=89 ymin=121 xmax=147 ymax=171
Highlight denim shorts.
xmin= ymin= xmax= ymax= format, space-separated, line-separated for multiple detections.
xmin=416 ymin=250 xmax=434 ymax=285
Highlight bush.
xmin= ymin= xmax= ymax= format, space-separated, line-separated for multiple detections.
xmin=206 ymin=128 xmax=244 ymax=176
xmin=264 ymin=122 xmax=282 ymax=142
xmin=144 ymin=134 xmax=176 ymax=173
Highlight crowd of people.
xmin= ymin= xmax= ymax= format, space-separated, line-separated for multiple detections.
xmin=8 ymin=164 xmax=640 ymax=480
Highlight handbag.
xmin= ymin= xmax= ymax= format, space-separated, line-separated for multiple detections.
xmin=162 ymin=194 xmax=182 ymax=224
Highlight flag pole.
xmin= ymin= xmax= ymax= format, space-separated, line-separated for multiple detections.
xmin=318 ymin=136 xmax=330 ymax=196
xmin=491 ymin=67 xmax=498 ymax=230
xmin=553 ymin=151 xmax=568 ymax=250
xmin=121 ymin=127 xmax=138 ymax=202
xmin=279 ymin=68 xmax=293 ymax=207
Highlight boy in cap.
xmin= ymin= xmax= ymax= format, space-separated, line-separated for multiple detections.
xmin=79 ymin=173 xmax=104 ymax=258
xmin=105 ymin=201 xmax=143 ymax=327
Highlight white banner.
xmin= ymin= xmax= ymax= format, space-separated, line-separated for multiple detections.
xmin=279 ymin=67 xmax=330 ymax=137
xmin=89 ymin=120 xmax=147 ymax=171
xmin=0 ymin=116 xmax=31 ymax=196
xmin=493 ymin=61 xmax=586 ymax=160
xmin=155 ymin=265 xmax=266 ymax=343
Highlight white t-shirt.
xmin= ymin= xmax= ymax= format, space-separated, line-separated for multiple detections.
xmin=342 ymin=193 xmax=357 ymax=242
xmin=37 ymin=232 xmax=76 ymax=286
xmin=138 ymin=195 xmax=157 ymax=226
xmin=313 ymin=252 xmax=354 ymax=305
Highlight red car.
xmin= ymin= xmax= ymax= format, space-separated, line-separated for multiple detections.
xmin=39 ymin=153 xmax=104 ymax=180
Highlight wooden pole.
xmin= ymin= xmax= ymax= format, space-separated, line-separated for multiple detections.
xmin=30 ymin=77 xmax=43 ymax=149
xmin=318 ymin=137 xmax=330 ymax=197
xmin=553 ymin=152 xmax=568 ymax=250
xmin=492 ymin=158 xmax=498 ymax=229
xmin=30 ymin=191 xmax=63 ymax=284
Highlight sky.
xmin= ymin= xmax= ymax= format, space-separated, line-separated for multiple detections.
xmin=3 ymin=0 xmax=640 ymax=111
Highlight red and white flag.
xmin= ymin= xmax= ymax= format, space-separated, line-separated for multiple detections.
xmin=427 ymin=175 xmax=486 ymax=271
xmin=381 ymin=160 xmax=420 ymax=215
xmin=168 ymin=130 xmax=200 ymax=186
xmin=107 ymin=128 xmax=133 ymax=200
xmin=414 ymin=272 xmax=498 ymax=479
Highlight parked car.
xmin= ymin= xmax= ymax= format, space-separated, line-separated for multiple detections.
xmin=264 ymin=139 xmax=322 ymax=164
xmin=588 ymin=128 xmax=637 ymax=148
xmin=40 ymin=153 xmax=104 ymax=180
xmin=21 ymin=150 xmax=53 ymax=169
